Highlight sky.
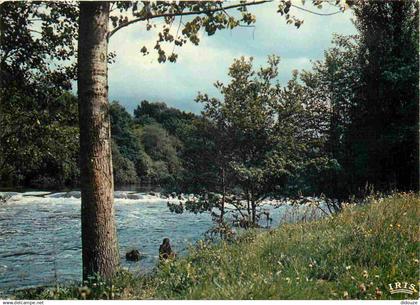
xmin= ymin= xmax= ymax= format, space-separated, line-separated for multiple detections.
xmin=107 ymin=1 xmax=357 ymax=114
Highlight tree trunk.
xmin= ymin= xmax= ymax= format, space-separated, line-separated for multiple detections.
xmin=220 ymin=167 xmax=225 ymax=223
xmin=250 ymin=190 xmax=256 ymax=226
xmin=246 ymin=191 xmax=251 ymax=219
xmin=78 ymin=2 xmax=119 ymax=281
xmin=251 ymin=200 xmax=256 ymax=226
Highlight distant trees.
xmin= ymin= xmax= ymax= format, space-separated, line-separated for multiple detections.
xmin=111 ymin=139 xmax=138 ymax=185
xmin=108 ymin=100 xmax=193 ymax=187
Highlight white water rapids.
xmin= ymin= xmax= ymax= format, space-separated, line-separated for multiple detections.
xmin=0 ymin=190 xmax=325 ymax=295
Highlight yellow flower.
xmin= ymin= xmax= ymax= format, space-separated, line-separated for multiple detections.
xmin=362 ymin=270 xmax=369 ymax=278
xmin=343 ymin=291 xmax=349 ymax=299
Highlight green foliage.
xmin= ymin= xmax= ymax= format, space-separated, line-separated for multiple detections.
xmin=0 ymin=2 xmax=79 ymax=188
xmin=134 ymin=100 xmax=196 ymax=136
xmin=301 ymin=1 xmax=419 ymax=197
xmin=182 ymin=56 xmax=335 ymax=225
xmin=110 ymin=101 xmax=142 ymax=163
xmin=349 ymin=1 xmax=419 ymax=192
xmin=141 ymin=123 xmax=183 ymax=186
xmin=0 ymin=91 xmax=79 ymax=188
xmin=0 ymin=2 xmax=78 ymax=87
xmin=108 ymin=100 xmax=193 ymax=188
xmin=111 ymin=140 xmax=138 ymax=186
xmin=143 ymin=192 xmax=419 ymax=300
xmin=106 ymin=1 xmax=347 ymax=63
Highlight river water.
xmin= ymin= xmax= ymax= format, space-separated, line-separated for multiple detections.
xmin=0 ymin=190 xmax=324 ymax=295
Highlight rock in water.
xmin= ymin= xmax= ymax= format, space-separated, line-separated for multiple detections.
xmin=127 ymin=193 xmax=144 ymax=200
xmin=126 ymin=249 xmax=142 ymax=261
xmin=64 ymin=191 xmax=81 ymax=198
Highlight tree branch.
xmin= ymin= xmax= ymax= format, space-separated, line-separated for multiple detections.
xmin=107 ymin=0 xmax=272 ymax=40
xmin=291 ymin=4 xmax=342 ymax=16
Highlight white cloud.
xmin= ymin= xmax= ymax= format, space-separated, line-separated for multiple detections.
xmin=107 ymin=1 xmax=356 ymax=114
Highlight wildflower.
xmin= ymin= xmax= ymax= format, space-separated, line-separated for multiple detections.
xmin=358 ymin=283 xmax=366 ymax=293
xmin=362 ymin=270 xmax=369 ymax=278
xmin=396 ymin=223 xmax=401 ymax=228
xmin=346 ymin=265 xmax=351 ymax=270
xmin=375 ymin=287 xmax=382 ymax=299
xmin=78 ymin=286 xmax=91 ymax=299
xmin=413 ymin=259 xmax=419 ymax=264
xmin=343 ymin=291 xmax=349 ymax=299
xmin=351 ymin=276 xmax=356 ymax=281
xmin=374 ymin=275 xmax=380 ymax=279
xmin=308 ymin=263 xmax=313 ymax=268
xmin=389 ymin=224 xmax=393 ymax=228
xmin=285 ymin=277 xmax=291 ymax=283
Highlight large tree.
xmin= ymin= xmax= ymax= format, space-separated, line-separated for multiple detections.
xmin=350 ymin=0 xmax=419 ymax=192
xmin=1 ymin=0 xmax=349 ymax=280
xmin=78 ymin=2 xmax=119 ymax=280
xmin=173 ymin=56 xmax=334 ymax=229
xmin=0 ymin=2 xmax=79 ymax=188
xmin=301 ymin=1 xmax=419 ymax=197
xmin=78 ymin=0 xmax=347 ymax=279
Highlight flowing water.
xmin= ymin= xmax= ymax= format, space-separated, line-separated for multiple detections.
xmin=0 ymin=190 xmax=324 ymax=295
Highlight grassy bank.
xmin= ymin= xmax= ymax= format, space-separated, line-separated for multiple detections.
xmin=17 ymin=192 xmax=419 ymax=300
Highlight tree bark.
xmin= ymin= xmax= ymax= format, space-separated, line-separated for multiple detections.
xmin=250 ymin=190 xmax=256 ymax=226
xmin=251 ymin=200 xmax=256 ymax=226
xmin=246 ymin=191 xmax=251 ymax=219
xmin=78 ymin=2 xmax=119 ymax=281
xmin=220 ymin=167 xmax=225 ymax=223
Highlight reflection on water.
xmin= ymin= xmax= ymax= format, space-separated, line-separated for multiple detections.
xmin=0 ymin=190 xmax=324 ymax=294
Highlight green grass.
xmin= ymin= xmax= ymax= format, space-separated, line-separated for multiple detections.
xmin=15 ymin=192 xmax=419 ymax=300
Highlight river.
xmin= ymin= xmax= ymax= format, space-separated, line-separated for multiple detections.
xmin=0 ymin=190 xmax=324 ymax=295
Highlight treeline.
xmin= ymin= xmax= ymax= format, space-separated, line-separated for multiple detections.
xmin=0 ymin=1 xmax=418 ymax=201
xmin=110 ymin=100 xmax=196 ymax=187
xmin=0 ymin=94 xmax=198 ymax=189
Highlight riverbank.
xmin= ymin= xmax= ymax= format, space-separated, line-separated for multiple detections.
xmin=14 ymin=192 xmax=419 ymax=300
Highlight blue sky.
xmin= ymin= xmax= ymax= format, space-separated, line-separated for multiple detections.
xmin=107 ymin=1 xmax=356 ymax=114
